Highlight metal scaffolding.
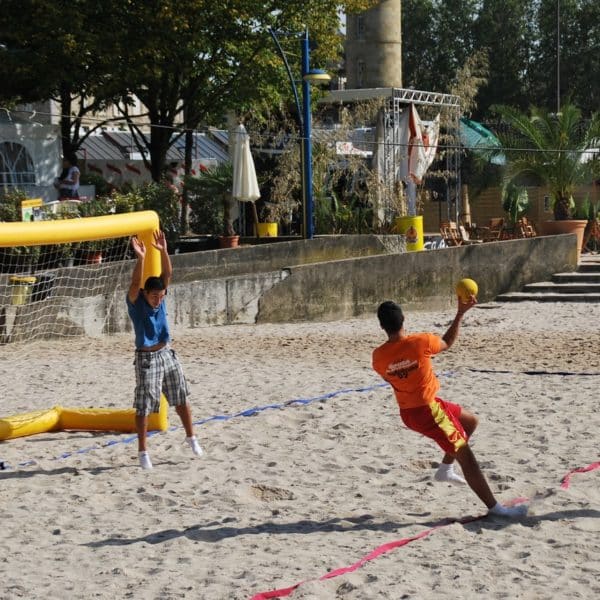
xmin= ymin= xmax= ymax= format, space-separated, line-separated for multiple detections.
xmin=322 ymin=87 xmax=462 ymax=225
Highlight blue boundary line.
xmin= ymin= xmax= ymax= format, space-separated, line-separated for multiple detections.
xmin=3 ymin=366 xmax=598 ymax=470
xmin=5 ymin=382 xmax=389 ymax=470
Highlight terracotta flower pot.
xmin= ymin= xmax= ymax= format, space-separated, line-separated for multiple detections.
xmin=218 ymin=235 xmax=240 ymax=249
xmin=538 ymin=220 xmax=587 ymax=258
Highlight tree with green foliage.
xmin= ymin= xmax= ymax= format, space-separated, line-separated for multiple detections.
xmin=402 ymin=0 xmax=478 ymax=93
xmin=401 ymin=0 xmax=598 ymax=121
xmin=0 ymin=0 xmax=126 ymax=159
xmin=530 ymin=0 xmax=600 ymax=117
xmin=472 ymin=0 xmax=534 ymax=119
xmin=401 ymin=0 xmax=436 ymax=90
xmin=1 ymin=1 xmax=376 ymax=179
xmin=111 ymin=1 xmax=377 ymax=183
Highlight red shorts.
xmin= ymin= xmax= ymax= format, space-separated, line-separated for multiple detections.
xmin=400 ymin=398 xmax=467 ymax=455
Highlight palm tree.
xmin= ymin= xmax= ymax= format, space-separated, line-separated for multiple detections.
xmin=494 ymin=104 xmax=600 ymax=220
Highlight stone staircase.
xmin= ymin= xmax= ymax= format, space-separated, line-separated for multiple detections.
xmin=496 ymin=255 xmax=600 ymax=302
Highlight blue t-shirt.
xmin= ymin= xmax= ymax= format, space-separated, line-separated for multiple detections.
xmin=126 ymin=290 xmax=170 ymax=349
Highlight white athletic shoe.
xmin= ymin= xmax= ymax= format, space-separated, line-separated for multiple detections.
xmin=434 ymin=464 xmax=466 ymax=486
xmin=488 ymin=502 xmax=529 ymax=518
xmin=138 ymin=451 xmax=153 ymax=470
xmin=186 ymin=436 xmax=204 ymax=457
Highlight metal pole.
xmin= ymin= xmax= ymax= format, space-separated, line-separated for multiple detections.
xmin=301 ymin=30 xmax=314 ymax=239
xmin=557 ymin=0 xmax=560 ymax=113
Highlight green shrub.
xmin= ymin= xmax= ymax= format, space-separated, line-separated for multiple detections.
xmin=132 ymin=182 xmax=181 ymax=247
xmin=502 ymin=181 xmax=530 ymax=224
xmin=185 ymin=164 xmax=234 ymax=236
xmin=79 ymin=172 xmax=113 ymax=197
xmin=0 ymin=188 xmax=28 ymax=222
xmin=0 ymin=189 xmax=41 ymax=271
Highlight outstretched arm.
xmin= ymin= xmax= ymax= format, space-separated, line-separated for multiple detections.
xmin=439 ymin=296 xmax=477 ymax=351
xmin=152 ymin=230 xmax=173 ymax=288
xmin=128 ymin=236 xmax=145 ymax=303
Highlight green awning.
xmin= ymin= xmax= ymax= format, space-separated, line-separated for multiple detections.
xmin=460 ymin=117 xmax=505 ymax=165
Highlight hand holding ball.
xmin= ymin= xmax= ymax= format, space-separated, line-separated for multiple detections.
xmin=455 ymin=278 xmax=478 ymax=302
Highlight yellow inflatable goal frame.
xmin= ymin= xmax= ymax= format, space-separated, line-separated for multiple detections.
xmin=0 ymin=210 xmax=169 ymax=440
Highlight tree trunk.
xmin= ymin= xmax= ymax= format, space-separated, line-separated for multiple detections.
xmin=553 ymin=193 xmax=573 ymax=220
xmin=224 ymin=198 xmax=235 ymax=237
xmin=59 ymin=84 xmax=74 ymax=159
xmin=148 ymin=126 xmax=172 ymax=183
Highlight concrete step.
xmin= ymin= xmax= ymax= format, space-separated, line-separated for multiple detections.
xmin=496 ymin=254 xmax=600 ymax=303
xmin=496 ymin=291 xmax=600 ymax=302
xmin=578 ymin=262 xmax=600 ymax=273
xmin=524 ymin=282 xmax=600 ymax=293
xmin=578 ymin=255 xmax=600 ymax=271
xmin=552 ymin=272 xmax=600 ymax=283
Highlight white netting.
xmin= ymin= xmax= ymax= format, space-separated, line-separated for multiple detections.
xmin=0 ymin=237 xmax=132 ymax=415
xmin=0 ymin=236 xmax=132 ymax=358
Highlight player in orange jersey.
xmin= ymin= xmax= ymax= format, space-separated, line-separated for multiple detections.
xmin=372 ymin=299 xmax=527 ymax=518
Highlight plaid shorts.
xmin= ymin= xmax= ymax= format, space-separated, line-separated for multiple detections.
xmin=133 ymin=346 xmax=190 ymax=416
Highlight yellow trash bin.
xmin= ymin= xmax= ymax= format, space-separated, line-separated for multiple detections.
xmin=9 ymin=276 xmax=37 ymax=305
xmin=255 ymin=222 xmax=278 ymax=237
xmin=393 ymin=216 xmax=424 ymax=252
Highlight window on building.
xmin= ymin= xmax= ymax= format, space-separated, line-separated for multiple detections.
xmin=357 ymin=60 xmax=366 ymax=88
xmin=0 ymin=142 xmax=36 ymax=188
xmin=356 ymin=16 xmax=365 ymax=40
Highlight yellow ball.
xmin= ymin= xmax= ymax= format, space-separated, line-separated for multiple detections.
xmin=455 ymin=278 xmax=478 ymax=301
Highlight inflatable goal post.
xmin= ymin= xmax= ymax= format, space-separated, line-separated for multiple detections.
xmin=0 ymin=210 xmax=170 ymax=439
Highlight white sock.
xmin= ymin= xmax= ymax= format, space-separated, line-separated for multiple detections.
xmin=186 ymin=436 xmax=203 ymax=457
xmin=434 ymin=463 xmax=466 ymax=486
xmin=488 ymin=502 xmax=528 ymax=518
xmin=138 ymin=451 xmax=153 ymax=470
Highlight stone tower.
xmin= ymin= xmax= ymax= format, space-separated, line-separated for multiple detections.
xmin=345 ymin=0 xmax=402 ymax=89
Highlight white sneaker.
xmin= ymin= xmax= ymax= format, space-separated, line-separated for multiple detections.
xmin=138 ymin=451 xmax=153 ymax=470
xmin=434 ymin=464 xmax=466 ymax=486
xmin=186 ymin=436 xmax=203 ymax=457
xmin=488 ymin=502 xmax=529 ymax=518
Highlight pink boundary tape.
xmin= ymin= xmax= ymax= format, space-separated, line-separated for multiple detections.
xmin=561 ymin=460 xmax=600 ymax=489
xmin=251 ymin=461 xmax=600 ymax=600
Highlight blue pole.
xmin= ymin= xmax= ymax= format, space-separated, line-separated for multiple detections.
xmin=301 ymin=30 xmax=314 ymax=239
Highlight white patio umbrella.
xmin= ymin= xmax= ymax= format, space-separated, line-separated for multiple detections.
xmin=231 ymin=123 xmax=261 ymax=236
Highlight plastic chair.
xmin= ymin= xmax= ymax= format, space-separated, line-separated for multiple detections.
xmin=440 ymin=221 xmax=463 ymax=246
xmin=458 ymin=224 xmax=483 ymax=244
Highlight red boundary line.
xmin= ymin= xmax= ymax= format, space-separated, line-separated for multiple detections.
xmin=251 ymin=462 xmax=599 ymax=600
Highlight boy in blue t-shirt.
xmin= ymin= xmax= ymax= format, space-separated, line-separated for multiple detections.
xmin=126 ymin=231 xmax=203 ymax=470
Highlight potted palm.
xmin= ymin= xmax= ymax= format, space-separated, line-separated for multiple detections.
xmin=493 ymin=104 xmax=600 ymax=255
xmin=185 ymin=163 xmax=238 ymax=248
xmin=501 ymin=181 xmax=530 ymax=229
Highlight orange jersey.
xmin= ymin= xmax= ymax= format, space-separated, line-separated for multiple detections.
xmin=372 ymin=333 xmax=444 ymax=409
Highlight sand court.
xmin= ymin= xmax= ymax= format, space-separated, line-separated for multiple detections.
xmin=0 ymin=300 xmax=599 ymax=599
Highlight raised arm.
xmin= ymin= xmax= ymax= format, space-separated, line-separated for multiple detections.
xmin=153 ymin=230 xmax=172 ymax=288
xmin=128 ymin=236 xmax=145 ymax=303
xmin=439 ymin=296 xmax=477 ymax=351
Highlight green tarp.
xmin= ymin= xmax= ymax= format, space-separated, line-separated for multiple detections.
xmin=459 ymin=117 xmax=505 ymax=165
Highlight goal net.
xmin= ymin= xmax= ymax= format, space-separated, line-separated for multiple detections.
xmin=0 ymin=210 xmax=160 ymax=411
xmin=0 ymin=236 xmax=131 ymax=345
